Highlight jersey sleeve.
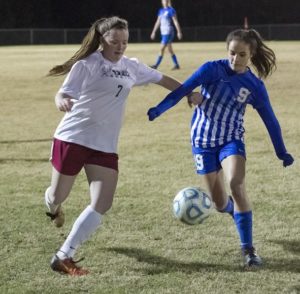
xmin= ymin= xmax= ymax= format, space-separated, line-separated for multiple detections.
xmin=170 ymin=7 xmax=176 ymax=17
xmin=134 ymin=61 xmax=163 ymax=86
xmin=254 ymin=83 xmax=288 ymax=157
xmin=58 ymin=60 xmax=88 ymax=100
xmin=153 ymin=61 xmax=217 ymax=115
xmin=157 ymin=8 xmax=163 ymax=17
xmin=251 ymin=80 xmax=270 ymax=109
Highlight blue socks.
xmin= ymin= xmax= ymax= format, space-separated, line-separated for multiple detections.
xmin=171 ymin=54 xmax=179 ymax=67
xmin=218 ymin=196 xmax=234 ymax=217
xmin=234 ymin=211 xmax=253 ymax=250
xmin=219 ymin=198 xmax=253 ymax=250
xmin=154 ymin=55 xmax=163 ymax=67
xmin=154 ymin=55 xmax=180 ymax=68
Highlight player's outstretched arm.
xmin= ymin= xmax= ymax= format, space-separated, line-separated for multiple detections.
xmin=256 ymin=103 xmax=294 ymax=167
xmin=147 ymin=83 xmax=194 ymax=121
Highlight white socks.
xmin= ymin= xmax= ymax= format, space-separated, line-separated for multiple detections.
xmin=57 ymin=205 xmax=102 ymax=259
xmin=45 ymin=187 xmax=59 ymax=214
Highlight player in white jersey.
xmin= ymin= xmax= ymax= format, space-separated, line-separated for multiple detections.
xmin=44 ymin=16 xmax=199 ymax=276
xmin=150 ymin=0 xmax=182 ymax=70
xmin=148 ymin=29 xmax=294 ymax=268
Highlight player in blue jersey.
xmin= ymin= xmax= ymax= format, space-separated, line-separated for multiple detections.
xmin=147 ymin=29 xmax=294 ymax=268
xmin=150 ymin=0 xmax=182 ymax=70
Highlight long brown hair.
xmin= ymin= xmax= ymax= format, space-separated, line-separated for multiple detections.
xmin=48 ymin=17 xmax=128 ymax=76
xmin=226 ymin=29 xmax=276 ymax=79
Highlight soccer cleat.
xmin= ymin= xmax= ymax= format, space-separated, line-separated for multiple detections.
xmin=150 ymin=65 xmax=158 ymax=69
xmin=45 ymin=189 xmax=65 ymax=228
xmin=242 ymin=247 xmax=263 ymax=269
xmin=171 ymin=65 xmax=180 ymax=70
xmin=50 ymin=255 xmax=89 ymax=276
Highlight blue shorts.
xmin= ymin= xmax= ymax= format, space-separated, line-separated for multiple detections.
xmin=161 ymin=32 xmax=174 ymax=44
xmin=192 ymin=140 xmax=246 ymax=175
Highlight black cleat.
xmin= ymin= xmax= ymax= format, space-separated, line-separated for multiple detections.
xmin=242 ymin=247 xmax=262 ymax=269
xmin=171 ymin=65 xmax=180 ymax=70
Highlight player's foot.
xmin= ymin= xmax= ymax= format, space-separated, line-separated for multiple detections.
xmin=50 ymin=255 xmax=89 ymax=276
xmin=150 ymin=65 xmax=158 ymax=69
xmin=171 ymin=65 xmax=180 ymax=70
xmin=45 ymin=188 xmax=65 ymax=228
xmin=242 ymin=247 xmax=262 ymax=269
xmin=46 ymin=207 xmax=65 ymax=227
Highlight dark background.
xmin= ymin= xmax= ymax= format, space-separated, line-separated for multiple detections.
xmin=1 ymin=0 xmax=300 ymax=29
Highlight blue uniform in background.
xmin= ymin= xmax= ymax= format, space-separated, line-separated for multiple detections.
xmin=151 ymin=5 xmax=181 ymax=69
xmin=158 ymin=6 xmax=176 ymax=44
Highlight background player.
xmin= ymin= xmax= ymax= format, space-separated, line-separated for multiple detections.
xmin=150 ymin=0 xmax=182 ymax=70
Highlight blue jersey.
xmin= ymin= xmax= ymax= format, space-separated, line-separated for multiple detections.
xmin=158 ymin=7 xmax=176 ymax=35
xmin=189 ymin=59 xmax=269 ymax=149
xmin=151 ymin=59 xmax=287 ymax=157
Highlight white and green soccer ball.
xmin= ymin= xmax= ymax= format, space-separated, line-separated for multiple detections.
xmin=173 ymin=187 xmax=213 ymax=225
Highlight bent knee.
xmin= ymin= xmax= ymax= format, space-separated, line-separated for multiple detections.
xmin=228 ymin=177 xmax=244 ymax=192
xmin=210 ymin=194 xmax=228 ymax=211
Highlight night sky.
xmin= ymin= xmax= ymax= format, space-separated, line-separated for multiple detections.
xmin=1 ymin=0 xmax=299 ymax=29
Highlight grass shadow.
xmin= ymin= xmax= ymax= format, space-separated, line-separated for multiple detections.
xmin=268 ymin=239 xmax=300 ymax=255
xmin=105 ymin=246 xmax=240 ymax=274
xmin=106 ymin=246 xmax=300 ymax=274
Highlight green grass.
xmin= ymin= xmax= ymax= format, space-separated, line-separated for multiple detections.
xmin=0 ymin=42 xmax=299 ymax=294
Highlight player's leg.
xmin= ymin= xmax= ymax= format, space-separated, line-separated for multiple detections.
xmin=193 ymin=149 xmax=233 ymax=216
xmin=203 ymin=170 xmax=234 ymax=216
xmin=85 ymin=164 xmax=118 ymax=214
xmin=68 ymin=163 xmax=118 ymax=252
xmin=45 ymin=168 xmax=76 ymax=227
xmin=151 ymin=37 xmax=168 ymax=69
xmin=221 ymin=141 xmax=262 ymax=268
xmin=167 ymin=42 xmax=180 ymax=70
xmin=45 ymin=139 xmax=83 ymax=227
xmin=221 ymin=154 xmax=250 ymax=211
xmin=51 ymin=151 xmax=118 ymax=275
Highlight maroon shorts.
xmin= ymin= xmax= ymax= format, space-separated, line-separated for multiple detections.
xmin=51 ymin=138 xmax=119 ymax=176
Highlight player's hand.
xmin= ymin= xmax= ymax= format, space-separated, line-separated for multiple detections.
xmin=177 ymin=32 xmax=183 ymax=40
xmin=150 ymin=33 xmax=155 ymax=40
xmin=278 ymin=152 xmax=294 ymax=167
xmin=147 ymin=107 xmax=160 ymax=121
xmin=187 ymin=92 xmax=203 ymax=107
xmin=55 ymin=96 xmax=74 ymax=112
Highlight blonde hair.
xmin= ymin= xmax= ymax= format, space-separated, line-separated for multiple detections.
xmin=48 ymin=17 xmax=128 ymax=76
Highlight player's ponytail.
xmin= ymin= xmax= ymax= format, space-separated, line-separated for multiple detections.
xmin=226 ymin=29 xmax=276 ymax=79
xmin=48 ymin=17 xmax=128 ymax=76
xmin=247 ymin=29 xmax=276 ymax=79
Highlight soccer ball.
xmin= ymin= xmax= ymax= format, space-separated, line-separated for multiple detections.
xmin=173 ymin=187 xmax=213 ymax=225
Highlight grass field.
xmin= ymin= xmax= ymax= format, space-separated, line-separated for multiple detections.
xmin=0 ymin=42 xmax=299 ymax=294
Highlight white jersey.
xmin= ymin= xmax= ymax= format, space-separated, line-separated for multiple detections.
xmin=54 ymin=51 xmax=162 ymax=153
